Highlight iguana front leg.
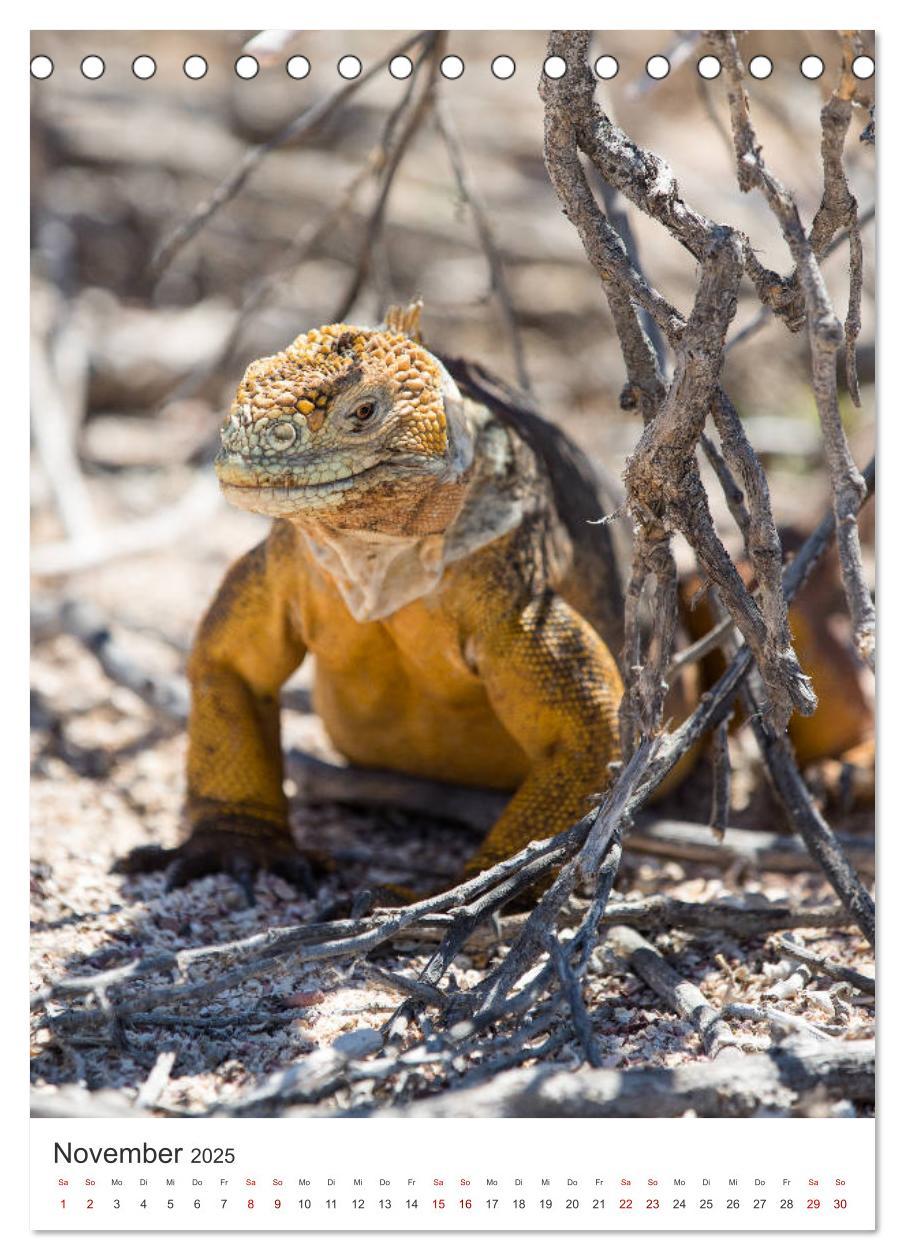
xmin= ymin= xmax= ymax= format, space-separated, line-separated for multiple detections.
xmin=459 ymin=585 xmax=623 ymax=879
xmin=115 ymin=525 xmax=311 ymax=900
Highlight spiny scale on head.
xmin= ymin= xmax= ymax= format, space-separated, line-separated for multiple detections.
xmin=232 ymin=305 xmax=446 ymax=455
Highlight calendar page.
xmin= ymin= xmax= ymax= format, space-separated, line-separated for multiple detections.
xmin=28 ymin=15 xmax=878 ymax=1241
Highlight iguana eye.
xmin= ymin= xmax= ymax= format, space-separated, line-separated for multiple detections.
xmin=353 ymin=401 xmax=376 ymax=422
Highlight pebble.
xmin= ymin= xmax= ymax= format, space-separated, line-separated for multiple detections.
xmin=332 ymin=1028 xmax=383 ymax=1058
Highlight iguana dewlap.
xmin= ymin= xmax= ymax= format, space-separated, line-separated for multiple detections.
xmin=128 ymin=304 xmax=631 ymax=896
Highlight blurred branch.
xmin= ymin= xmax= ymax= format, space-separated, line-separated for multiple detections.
xmin=241 ymin=30 xmax=298 ymax=66
xmin=434 ymin=98 xmax=532 ymax=395
xmin=624 ymin=31 xmax=700 ymax=100
xmin=150 ymin=30 xmax=429 ymax=277
xmin=30 ymin=332 xmax=95 ymax=540
xmin=55 ymin=599 xmax=189 ymax=723
xmin=741 ymin=666 xmax=875 ymax=944
xmin=167 ymin=167 xmax=375 ymax=409
xmin=31 ymin=474 xmax=220 ymax=577
xmin=331 ymin=33 xmax=443 ymax=322
xmin=358 ymin=1039 xmax=874 ymax=1118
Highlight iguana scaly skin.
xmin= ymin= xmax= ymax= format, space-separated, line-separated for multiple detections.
xmin=127 ymin=304 xmax=629 ymax=897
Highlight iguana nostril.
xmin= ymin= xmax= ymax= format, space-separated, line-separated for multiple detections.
xmin=268 ymin=421 xmax=298 ymax=451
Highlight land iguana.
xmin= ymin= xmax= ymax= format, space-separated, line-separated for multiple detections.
xmin=118 ymin=303 xmax=872 ymax=900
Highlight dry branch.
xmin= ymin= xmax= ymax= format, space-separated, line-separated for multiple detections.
xmin=31 ymin=894 xmax=848 ymax=1021
xmin=543 ymin=34 xmax=804 ymax=329
xmin=708 ymin=716 xmax=731 ymax=839
xmin=32 ymin=31 xmax=876 ymax=1115
xmin=30 ymin=331 xmax=95 ymax=541
xmin=332 ymin=1039 xmax=874 ymax=1118
xmin=718 ymin=1003 xmax=836 ymax=1043
xmin=548 ymin=934 xmax=602 ymax=1067
xmin=55 ymin=599 xmax=189 ymax=723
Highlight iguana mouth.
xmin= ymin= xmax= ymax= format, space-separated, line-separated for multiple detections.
xmin=217 ymin=469 xmax=360 ymax=495
xmin=215 ymin=455 xmax=441 ymax=519
xmin=216 ymin=450 xmax=384 ymax=490
xmin=215 ymin=451 xmax=437 ymax=494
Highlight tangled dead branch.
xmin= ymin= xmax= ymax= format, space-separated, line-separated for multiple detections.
xmin=708 ymin=30 xmax=875 ymax=671
xmin=541 ymin=30 xmax=815 ymax=740
xmin=538 ymin=31 xmax=874 ymax=945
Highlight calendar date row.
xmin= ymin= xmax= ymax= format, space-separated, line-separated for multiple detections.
xmin=57 ymin=1195 xmax=850 ymax=1213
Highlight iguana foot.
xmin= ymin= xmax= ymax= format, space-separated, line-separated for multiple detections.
xmin=113 ymin=820 xmax=325 ymax=905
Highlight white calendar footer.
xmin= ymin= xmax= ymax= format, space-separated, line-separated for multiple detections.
xmin=31 ymin=1116 xmax=874 ymax=1231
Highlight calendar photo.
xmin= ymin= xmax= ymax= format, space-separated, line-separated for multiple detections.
xmin=29 ymin=23 xmax=876 ymax=1232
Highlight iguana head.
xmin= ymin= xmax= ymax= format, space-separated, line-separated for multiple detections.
xmin=216 ymin=303 xmax=474 ymax=535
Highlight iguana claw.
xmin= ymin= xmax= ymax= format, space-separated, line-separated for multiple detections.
xmin=112 ymin=822 xmax=324 ymax=905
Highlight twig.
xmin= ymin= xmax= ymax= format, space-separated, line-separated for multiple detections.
xmin=724 ymin=206 xmax=875 ymax=358
xmin=434 ymin=98 xmax=531 ymax=394
xmin=548 ymin=935 xmax=602 ymax=1066
xmin=38 ymin=820 xmax=593 ymax=1028
xmin=629 ymin=817 xmax=873 ymax=876
xmin=331 ymin=34 xmax=443 ymax=322
xmin=700 ymin=431 xmax=751 ymax=544
xmin=468 ymin=749 xmax=648 ymax=1022
xmin=397 ymin=894 xmax=849 ymax=950
xmin=32 ymin=894 xmax=850 ymax=1025
xmin=708 ymin=716 xmax=731 ymax=840
xmin=774 ymin=935 xmax=874 ymax=995
xmin=665 ymin=612 xmax=734 ymax=682
xmin=741 ymin=670 xmax=875 ymax=945
xmin=720 ymin=1003 xmax=835 ymax=1042
xmin=354 ymin=961 xmax=450 ymax=1008
xmin=607 ymin=926 xmax=740 ymax=1057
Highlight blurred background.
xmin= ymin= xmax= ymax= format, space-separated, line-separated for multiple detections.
xmin=31 ymin=31 xmax=875 ymax=632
